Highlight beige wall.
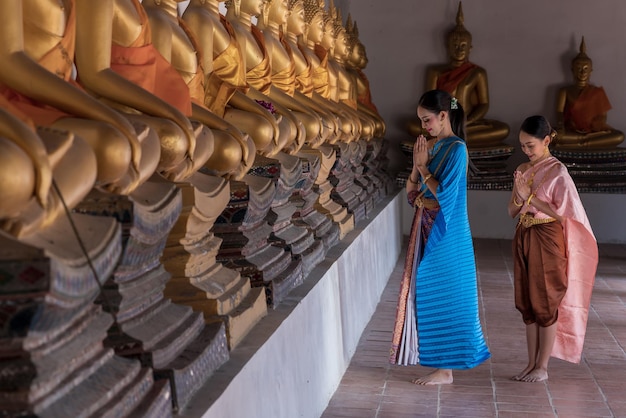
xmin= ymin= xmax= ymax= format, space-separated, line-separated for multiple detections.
xmin=336 ymin=0 xmax=626 ymax=170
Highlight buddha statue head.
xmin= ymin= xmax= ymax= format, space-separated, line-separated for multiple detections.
xmin=354 ymin=23 xmax=368 ymax=69
xmin=225 ymin=0 xmax=264 ymax=18
xmin=287 ymin=0 xmax=306 ymax=36
xmin=321 ymin=8 xmax=335 ymax=51
xmin=345 ymin=15 xmax=367 ymax=70
xmin=572 ymin=37 xmax=593 ymax=87
xmin=446 ymin=2 xmax=472 ymax=64
xmin=259 ymin=0 xmax=289 ymax=28
xmin=303 ymin=0 xmax=325 ymax=44
xmin=331 ymin=5 xmax=350 ymax=60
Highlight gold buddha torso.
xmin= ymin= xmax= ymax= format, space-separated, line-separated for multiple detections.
xmin=111 ymin=0 xmax=144 ymax=47
xmin=23 ymin=0 xmax=70 ymax=61
xmin=290 ymin=40 xmax=313 ymax=97
xmin=263 ymin=32 xmax=291 ymax=76
xmin=228 ymin=21 xmax=264 ymax=74
xmin=150 ymin=16 xmax=200 ymax=84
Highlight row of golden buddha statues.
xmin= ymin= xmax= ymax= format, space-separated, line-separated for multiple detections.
xmin=0 ymin=0 xmax=392 ymax=415
xmin=401 ymin=3 xmax=625 ymax=192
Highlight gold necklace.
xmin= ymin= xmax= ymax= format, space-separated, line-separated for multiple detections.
xmin=526 ymin=152 xmax=552 ymax=187
xmin=523 ymin=162 xmax=558 ymax=213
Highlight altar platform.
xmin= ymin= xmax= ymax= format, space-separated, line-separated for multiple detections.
xmin=179 ymin=191 xmax=404 ymax=418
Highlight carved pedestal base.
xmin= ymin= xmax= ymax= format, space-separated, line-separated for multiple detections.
xmin=162 ymin=173 xmax=267 ymax=350
xmin=330 ymin=142 xmax=366 ymax=225
xmin=312 ymin=145 xmax=354 ymax=240
xmin=467 ymin=145 xmax=515 ymax=190
xmin=363 ymin=138 xmax=386 ymax=204
xmin=267 ymin=152 xmax=323 ymax=279
xmin=76 ymin=182 xmax=228 ymax=411
xmin=0 ymin=214 xmax=171 ymax=417
xmin=552 ymin=148 xmax=626 ymax=193
xmin=372 ymin=138 xmax=396 ymax=195
xmin=293 ymin=147 xmax=340 ymax=254
xmin=215 ymin=156 xmax=303 ymax=308
xmin=350 ymin=140 xmax=374 ymax=219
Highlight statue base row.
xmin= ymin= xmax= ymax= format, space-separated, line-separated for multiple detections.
xmin=0 ymin=214 xmax=173 ymax=417
xmin=553 ymin=148 xmax=626 ymax=193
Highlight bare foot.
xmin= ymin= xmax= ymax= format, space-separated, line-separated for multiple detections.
xmin=511 ymin=365 xmax=534 ymax=381
xmin=411 ymin=369 xmax=453 ymax=385
xmin=520 ymin=367 xmax=548 ymax=383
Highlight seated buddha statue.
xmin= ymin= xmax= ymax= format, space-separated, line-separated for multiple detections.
xmin=75 ymin=0 xmax=214 ymax=182
xmin=284 ymin=0 xmax=342 ymax=145
xmin=182 ymin=0 xmax=284 ymax=159
xmin=555 ymin=37 xmax=624 ymax=149
xmin=257 ymin=0 xmax=334 ymax=148
xmin=344 ymin=15 xmax=386 ymax=139
xmin=142 ymin=0 xmax=255 ymax=180
xmin=0 ymin=99 xmax=97 ymax=237
xmin=406 ymin=2 xmax=509 ymax=148
xmin=316 ymin=3 xmax=362 ymax=143
xmin=0 ymin=0 xmax=161 ymax=196
xmin=327 ymin=5 xmax=374 ymax=142
xmin=297 ymin=0 xmax=357 ymax=144
xmin=224 ymin=0 xmax=310 ymax=155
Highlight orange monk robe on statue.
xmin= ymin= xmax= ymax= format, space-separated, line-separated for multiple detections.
xmin=108 ymin=0 xmax=192 ymax=117
xmin=204 ymin=15 xmax=249 ymax=117
xmin=0 ymin=3 xmax=79 ymax=124
xmin=436 ymin=61 xmax=478 ymax=96
xmin=564 ymin=86 xmax=612 ymax=133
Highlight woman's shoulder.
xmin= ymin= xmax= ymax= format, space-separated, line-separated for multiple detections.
xmin=445 ymin=135 xmax=466 ymax=144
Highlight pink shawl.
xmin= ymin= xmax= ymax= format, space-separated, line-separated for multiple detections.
xmin=523 ymin=156 xmax=598 ymax=363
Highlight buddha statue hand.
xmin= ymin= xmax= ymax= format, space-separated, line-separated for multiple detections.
xmin=22 ymin=127 xmax=54 ymax=209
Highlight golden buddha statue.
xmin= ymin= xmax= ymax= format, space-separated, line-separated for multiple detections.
xmin=0 ymin=102 xmax=50 ymax=223
xmin=224 ymin=0 xmax=310 ymax=155
xmin=75 ymin=0 xmax=214 ymax=182
xmin=258 ymin=0 xmax=334 ymax=148
xmin=0 ymin=0 xmax=161 ymax=196
xmin=295 ymin=0 xmax=352 ymax=144
xmin=555 ymin=37 xmax=624 ymax=149
xmin=182 ymin=0 xmax=284 ymax=159
xmin=0 ymin=97 xmax=98 ymax=237
xmin=344 ymin=15 xmax=386 ymax=139
xmin=316 ymin=2 xmax=362 ymax=143
xmin=142 ymin=0 xmax=255 ymax=180
xmin=328 ymin=4 xmax=375 ymax=142
xmin=407 ymin=2 xmax=509 ymax=148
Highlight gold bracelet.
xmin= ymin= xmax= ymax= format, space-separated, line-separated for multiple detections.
xmin=526 ymin=194 xmax=535 ymax=206
xmin=513 ymin=197 xmax=523 ymax=207
xmin=422 ymin=174 xmax=432 ymax=184
xmin=408 ymin=175 xmax=419 ymax=184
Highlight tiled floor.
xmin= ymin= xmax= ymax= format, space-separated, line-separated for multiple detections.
xmin=322 ymin=238 xmax=626 ymax=418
